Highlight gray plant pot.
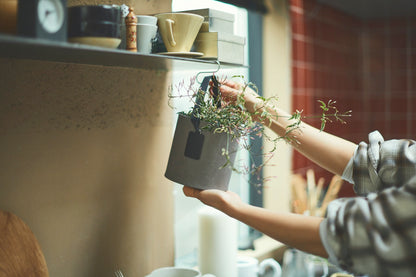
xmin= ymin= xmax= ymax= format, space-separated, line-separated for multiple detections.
xmin=165 ymin=113 xmax=238 ymax=191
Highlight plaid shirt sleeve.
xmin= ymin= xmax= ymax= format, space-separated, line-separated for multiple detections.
xmin=319 ymin=131 xmax=416 ymax=277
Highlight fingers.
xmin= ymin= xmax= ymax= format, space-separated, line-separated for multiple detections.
xmin=209 ymin=78 xmax=258 ymax=107
xmin=208 ymin=81 xmax=239 ymax=105
xmin=209 ymin=79 xmax=241 ymax=91
xmin=221 ymin=79 xmax=241 ymax=90
xmin=183 ymin=186 xmax=201 ymax=199
xmin=218 ymin=83 xmax=241 ymax=96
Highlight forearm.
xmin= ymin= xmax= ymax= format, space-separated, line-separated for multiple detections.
xmin=261 ymin=106 xmax=357 ymax=176
xmin=183 ymin=185 xmax=327 ymax=257
xmin=230 ymin=202 xmax=327 ymax=257
xmin=218 ymin=80 xmax=356 ymax=175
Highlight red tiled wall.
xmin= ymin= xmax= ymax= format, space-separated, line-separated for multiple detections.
xmin=362 ymin=19 xmax=416 ymax=139
xmin=290 ymin=0 xmax=416 ymax=197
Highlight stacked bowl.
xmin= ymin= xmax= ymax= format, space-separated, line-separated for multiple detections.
xmin=68 ymin=5 xmax=122 ymax=48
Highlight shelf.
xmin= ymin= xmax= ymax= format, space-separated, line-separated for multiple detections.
xmin=0 ymin=34 xmax=244 ymax=71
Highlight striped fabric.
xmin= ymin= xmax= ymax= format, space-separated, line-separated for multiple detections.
xmin=320 ymin=131 xmax=416 ymax=277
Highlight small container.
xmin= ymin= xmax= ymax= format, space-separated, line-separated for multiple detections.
xmin=194 ymin=32 xmax=246 ymax=65
xmin=180 ymin=8 xmax=235 ymax=34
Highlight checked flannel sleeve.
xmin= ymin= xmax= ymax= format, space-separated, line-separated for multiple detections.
xmin=319 ymin=131 xmax=416 ymax=277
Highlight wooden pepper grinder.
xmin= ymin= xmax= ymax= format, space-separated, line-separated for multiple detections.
xmin=125 ymin=7 xmax=137 ymax=52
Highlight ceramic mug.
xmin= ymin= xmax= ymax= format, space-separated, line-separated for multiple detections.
xmin=155 ymin=12 xmax=204 ymax=52
xmin=282 ymin=248 xmax=333 ymax=277
xmin=136 ymin=15 xmax=158 ymax=25
xmin=237 ymin=256 xmax=282 ymax=277
xmin=145 ymin=267 xmax=215 ymax=277
xmin=136 ymin=23 xmax=158 ymax=54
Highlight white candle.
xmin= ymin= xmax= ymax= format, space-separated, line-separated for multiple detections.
xmin=198 ymin=206 xmax=238 ymax=277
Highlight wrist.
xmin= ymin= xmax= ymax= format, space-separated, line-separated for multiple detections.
xmin=226 ymin=200 xmax=250 ymax=220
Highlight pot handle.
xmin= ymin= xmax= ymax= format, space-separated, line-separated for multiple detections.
xmin=258 ymin=258 xmax=282 ymax=277
xmin=190 ymin=75 xmax=212 ymax=132
xmin=211 ymin=75 xmax=221 ymax=108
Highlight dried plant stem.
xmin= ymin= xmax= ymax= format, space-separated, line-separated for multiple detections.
xmin=168 ymin=76 xmax=351 ymax=186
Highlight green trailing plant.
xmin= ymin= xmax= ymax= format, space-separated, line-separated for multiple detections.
xmin=317 ymin=99 xmax=351 ymax=131
xmin=168 ymin=75 xmax=352 ymax=186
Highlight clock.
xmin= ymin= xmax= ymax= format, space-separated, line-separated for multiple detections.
xmin=17 ymin=0 xmax=67 ymax=41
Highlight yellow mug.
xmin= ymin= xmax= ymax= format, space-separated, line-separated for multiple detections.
xmin=155 ymin=13 xmax=203 ymax=52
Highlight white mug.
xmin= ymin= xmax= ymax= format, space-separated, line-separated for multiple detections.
xmin=145 ymin=267 xmax=216 ymax=277
xmin=136 ymin=15 xmax=158 ymax=25
xmin=136 ymin=23 xmax=158 ymax=54
xmin=237 ymin=256 xmax=282 ymax=277
xmin=281 ymin=248 xmax=331 ymax=277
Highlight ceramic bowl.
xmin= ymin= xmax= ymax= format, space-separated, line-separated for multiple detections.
xmin=68 ymin=21 xmax=121 ymax=48
xmin=68 ymin=5 xmax=122 ymax=48
xmin=68 ymin=36 xmax=121 ymax=48
xmin=68 ymin=5 xmax=122 ymax=23
xmin=68 ymin=21 xmax=121 ymax=38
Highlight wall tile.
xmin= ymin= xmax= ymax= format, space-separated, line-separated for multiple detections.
xmin=368 ymin=97 xmax=387 ymax=113
xmin=391 ymin=73 xmax=409 ymax=92
xmin=390 ymin=118 xmax=408 ymax=137
xmin=411 ymin=52 xmax=416 ymax=69
xmin=291 ymin=0 xmax=304 ymax=9
xmin=390 ymin=51 xmax=409 ymax=71
xmin=293 ymin=38 xmax=306 ymax=61
xmin=291 ymin=10 xmax=306 ymax=36
xmin=391 ymin=95 xmax=409 ymax=114
xmin=290 ymin=0 xmax=416 ymax=197
xmin=390 ymin=33 xmax=408 ymax=49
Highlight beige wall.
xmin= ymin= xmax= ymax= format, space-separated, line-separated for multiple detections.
xmin=262 ymin=0 xmax=292 ymax=213
xmin=0 ymin=60 xmax=174 ymax=277
xmin=0 ymin=1 xmax=174 ymax=277
xmin=68 ymin=0 xmax=170 ymax=14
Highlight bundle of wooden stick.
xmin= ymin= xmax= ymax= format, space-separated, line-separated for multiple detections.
xmin=291 ymin=169 xmax=343 ymax=216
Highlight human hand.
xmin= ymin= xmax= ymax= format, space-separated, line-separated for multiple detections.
xmin=182 ymin=186 xmax=244 ymax=218
xmin=210 ymin=79 xmax=263 ymax=114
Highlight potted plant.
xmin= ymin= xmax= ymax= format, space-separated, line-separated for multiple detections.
xmin=165 ymin=75 xmax=351 ymax=191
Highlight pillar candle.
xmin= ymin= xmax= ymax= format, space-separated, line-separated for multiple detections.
xmin=198 ymin=206 xmax=238 ymax=277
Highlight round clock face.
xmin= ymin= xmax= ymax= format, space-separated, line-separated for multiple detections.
xmin=37 ymin=0 xmax=65 ymax=33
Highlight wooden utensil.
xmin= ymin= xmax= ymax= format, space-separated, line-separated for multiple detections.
xmin=291 ymin=174 xmax=308 ymax=214
xmin=0 ymin=211 xmax=49 ymax=277
xmin=320 ymin=175 xmax=343 ymax=214
xmin=306 ymin=169 xmax=317 ymax=213
xmin=315 ymin=177 xmax=325 ymax=204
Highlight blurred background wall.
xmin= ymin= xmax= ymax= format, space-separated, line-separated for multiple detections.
xmin=290 ymin=0 xmax=416 ymax=196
